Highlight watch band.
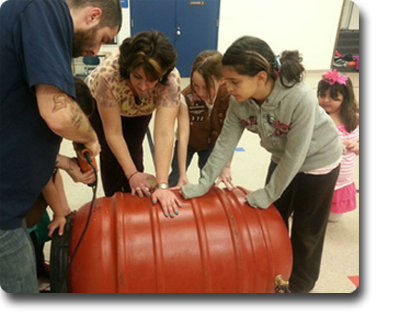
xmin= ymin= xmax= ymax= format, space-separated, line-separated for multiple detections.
xmin=155 ymin=183 xmax=169 ymax=190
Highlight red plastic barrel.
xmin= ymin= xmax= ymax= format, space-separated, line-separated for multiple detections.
xmin=67 ymin=186 xmax=292 ymax=293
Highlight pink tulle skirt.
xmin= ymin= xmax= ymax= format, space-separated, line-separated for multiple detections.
xmin=331 ymin=183 xmax=357 ymax=214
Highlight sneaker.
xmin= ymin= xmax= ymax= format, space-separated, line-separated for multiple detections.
xmin=333 ymin=58 xmax=348 ymax=67
xmin=343 ymin=54 xmax=355 ymax=62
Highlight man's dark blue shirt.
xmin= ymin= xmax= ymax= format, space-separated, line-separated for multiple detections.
xmin=0 ymin=0 xmax=76 ymax=229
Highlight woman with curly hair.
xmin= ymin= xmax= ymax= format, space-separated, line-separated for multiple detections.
xmin=87 ymin=30 xmax=182 ymax=217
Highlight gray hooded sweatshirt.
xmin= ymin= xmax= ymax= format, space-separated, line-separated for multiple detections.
xmin=181 ymin=78 xmax=342 ymax=209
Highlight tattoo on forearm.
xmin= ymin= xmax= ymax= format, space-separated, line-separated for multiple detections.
xmin=52 ymin=93 xmax=71 ymax=113
xmin=71 ymin=103 xmax=83 ymax=130
xmin=52 ymin=93 xmax=88 ymax=131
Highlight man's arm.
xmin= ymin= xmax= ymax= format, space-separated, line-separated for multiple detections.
xmin=35 ymin=84 xmax=100 ymax=156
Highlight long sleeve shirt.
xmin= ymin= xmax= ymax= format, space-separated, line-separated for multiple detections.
xmin=182 ymin=78 xmax=343 ymax=209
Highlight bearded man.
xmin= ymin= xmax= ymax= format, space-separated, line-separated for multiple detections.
xmin=0 ymin=0 xmax=122 ymax=293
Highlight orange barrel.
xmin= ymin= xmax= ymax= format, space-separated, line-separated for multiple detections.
xmin=61 ymin=186 xmax=292 ymax=293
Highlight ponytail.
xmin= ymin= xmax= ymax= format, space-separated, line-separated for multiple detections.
xmin=278 ymin=50 xmax=305 ymax=88
xmin=222 ymin=36 xmax=305 ymax=88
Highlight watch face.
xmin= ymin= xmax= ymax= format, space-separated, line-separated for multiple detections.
xmin=155 ymin=183 xmax=169 ymax=189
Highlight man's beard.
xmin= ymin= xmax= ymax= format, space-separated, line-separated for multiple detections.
xmin=72 ymin=26 xmax=99 ymax=58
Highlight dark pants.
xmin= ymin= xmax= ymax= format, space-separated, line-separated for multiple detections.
xmin=266 ymin=162 xmax=340 ymax=293
xmin=90 ymin=104 xmax=152 ymax=197
xmin=168 ymin=140 xmax=213 ymax=187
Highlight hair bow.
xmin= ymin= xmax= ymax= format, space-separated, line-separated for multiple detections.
xmin=322 ymin=69 xmax=348 ymax=86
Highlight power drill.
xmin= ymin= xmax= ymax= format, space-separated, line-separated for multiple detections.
xmin=73 ymin=142 xmax=98 ymax=187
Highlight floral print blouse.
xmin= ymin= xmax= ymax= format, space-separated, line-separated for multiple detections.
xmin=86 ymin=51 xmax=181 ymax=117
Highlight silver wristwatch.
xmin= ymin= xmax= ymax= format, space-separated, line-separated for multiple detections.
xmin=155 ymin=183 xmax=169 ymax=190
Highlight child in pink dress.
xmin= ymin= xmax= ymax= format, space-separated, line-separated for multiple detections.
xmin=318 ymin=70 xmax=359 ymax=222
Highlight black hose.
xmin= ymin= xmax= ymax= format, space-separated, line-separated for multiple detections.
xmin=58 ymin=156 xmax=98 ymax=293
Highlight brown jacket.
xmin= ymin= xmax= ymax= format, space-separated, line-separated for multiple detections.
xmin=182 ymin=84 xmax=230 ymax=150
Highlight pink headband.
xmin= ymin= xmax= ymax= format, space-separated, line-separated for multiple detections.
xmin=322 ymin=69 xmax=348 ymax=86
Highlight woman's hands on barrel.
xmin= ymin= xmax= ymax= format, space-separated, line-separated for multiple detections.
xmin=151 ymin=187 xmax=182 ymax=218
xmin=129 ymin=172 xmax=155 ymax=198
xmin=131 ymin=177 xmax=182 ymax=218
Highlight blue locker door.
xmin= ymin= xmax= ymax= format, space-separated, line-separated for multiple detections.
xmin=130 ymin=0 xmax=176 ymax=44
xmin=175 ymin=0 xmax=220 ymax=77
xmin=130 ymin=0 xmax=220 ymax=77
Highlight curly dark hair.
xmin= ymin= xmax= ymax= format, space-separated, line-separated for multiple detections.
xmin=119 ymin=30 xmax=177 ymax=85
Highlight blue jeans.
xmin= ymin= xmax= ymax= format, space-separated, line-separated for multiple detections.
xmin=0 ymin=220 xmax=38 ymax=293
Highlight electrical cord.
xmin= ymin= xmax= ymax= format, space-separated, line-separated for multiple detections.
xmin=59 ymin=152 xmax=98 ymax=293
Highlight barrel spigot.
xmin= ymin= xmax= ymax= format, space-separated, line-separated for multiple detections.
xmin=275 ymin=275 xmax=290 ymax=293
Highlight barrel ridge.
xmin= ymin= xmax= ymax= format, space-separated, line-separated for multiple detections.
xmin=213 ymin=187 xmax=245 ymax=292
xmin=115 ymin=193 xmax=128 ymax=292
xmin=148 ymin=194 xmax=166 ymax=293
xmin=190 ymin=197 xmax=212 ymax=292
xmin=227 ymin=187 xmax=260 ymax=292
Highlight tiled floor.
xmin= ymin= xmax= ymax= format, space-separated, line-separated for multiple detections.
xmin=44 ymin=71 xmax=359 ymax=293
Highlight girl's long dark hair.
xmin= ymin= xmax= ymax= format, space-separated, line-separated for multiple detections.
xmin=222 ymin=36 xmax=305 ymax=88
xmin=317 ymin=78 xmax=359 ymax=132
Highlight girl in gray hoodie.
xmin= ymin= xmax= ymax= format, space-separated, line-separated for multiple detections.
xmin=181 ymin=36 xmax=342 ymax=293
